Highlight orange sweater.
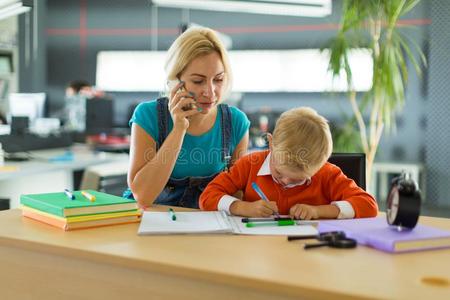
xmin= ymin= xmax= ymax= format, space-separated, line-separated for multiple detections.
xmin=200 ymin=150 xmax=378 ymax=218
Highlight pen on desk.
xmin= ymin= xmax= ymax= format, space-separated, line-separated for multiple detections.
xmin=246 ymin=220 xmax=295 ymax=228
xmin=64 ymin=189 xmax=75 ymax=200
xmin=251 ymin=182 xmax=280 ymax=218
xmin=81 ymin=191 xmax=96 ymax=202
xmin=287 ymin=234 xmax=320 ymax=241
xmin=168 ymin=208 xmax=177 ymax=221
xmin=241 ymin=217 xmax=292 ymax=223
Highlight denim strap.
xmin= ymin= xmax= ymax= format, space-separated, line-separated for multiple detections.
xmin=151 ymin=101 xmax=233 ymax=207
xmin=218 ymin=103 xmax=232 ymax=170
xmin=156 ymin=97 xmax=170 ymax=150
xmin=157 ymin=99 xmax=233 ymax=170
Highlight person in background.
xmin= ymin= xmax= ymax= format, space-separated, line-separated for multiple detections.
xmin=63 ymin=80 xmax=109 ymax=132
xmin=124 ymin=26 xmax=250 ymax=209
xmin=65 ymin=80 xmax=106 ymax=99
xmin=200 ymin=107 xmax=378 ymax=219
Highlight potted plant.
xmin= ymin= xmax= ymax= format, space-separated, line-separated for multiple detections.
xmin=327 ymin=0 xmax=426 ymax=190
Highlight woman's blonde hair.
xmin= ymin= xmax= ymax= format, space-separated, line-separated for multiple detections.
xmin=272 ymin=107 xmax=333 ymax=176
xmin=164 ymin=26 xmax=232 ymax=101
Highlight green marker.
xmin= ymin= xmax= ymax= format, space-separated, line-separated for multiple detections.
xmin=168 ymin=208 xmax=177 ymax=221
xmin=246 ymin=220 xmax=295 ymax=228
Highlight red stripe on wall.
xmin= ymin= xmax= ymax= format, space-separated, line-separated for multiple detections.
xmin=79 ymin=0 xmax=87 ymax=48
xmin=86 ymin=28 xmax=179 ymax=36
xmin=397 ymin=18 xmax=432 ymax=26
xmin=46 ymin=19 xmax=432 ymax=37
xmin=46 ymin=27 xmax=180 ymax=36
xmin=79 ymin=0 xmax=87 ymax=77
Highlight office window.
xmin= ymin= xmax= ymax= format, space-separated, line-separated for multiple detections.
xmin=96 ymin=49 xmax=372 ymax=93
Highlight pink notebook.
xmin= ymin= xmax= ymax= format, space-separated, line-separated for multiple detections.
xmin=319 ymin=217 xmax=450 ymax=253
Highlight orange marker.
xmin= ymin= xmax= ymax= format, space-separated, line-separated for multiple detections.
xmin=81 ymin=191 xmax=96 ymax=202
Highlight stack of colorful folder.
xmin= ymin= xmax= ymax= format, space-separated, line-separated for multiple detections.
xmin=20 ymin=190 xmax=140 ymax=231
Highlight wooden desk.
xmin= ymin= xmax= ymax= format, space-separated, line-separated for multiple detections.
xmin=1 ymin=209 xmax=449 ymax=300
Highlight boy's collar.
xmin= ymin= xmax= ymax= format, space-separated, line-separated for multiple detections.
xmin=257 ymin=152 xmax=272 ymax=176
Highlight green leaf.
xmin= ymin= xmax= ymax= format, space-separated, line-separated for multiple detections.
xmin=401 ymin=0 xmax=421 ymax=16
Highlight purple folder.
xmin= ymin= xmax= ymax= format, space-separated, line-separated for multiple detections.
xmin=319 ymin=217 xmax=450 ymax=253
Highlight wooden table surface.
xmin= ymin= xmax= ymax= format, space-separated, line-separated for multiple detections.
xmin=0 ymin=208 xmax=449 ymax=300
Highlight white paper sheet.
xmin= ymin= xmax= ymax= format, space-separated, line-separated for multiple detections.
xmin=138 ymin=211 xmax=319 ymax=236
xmin=138 ymin=211 xmax=232 ymax=235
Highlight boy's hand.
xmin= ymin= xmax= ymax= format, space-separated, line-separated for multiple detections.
xmin=230 ymin=200 xmax=279 ymax=217
xmin=251 ymin=200 xmax=279 ymax=217
xmin=289 ymin=204 xmax=320 ymax=220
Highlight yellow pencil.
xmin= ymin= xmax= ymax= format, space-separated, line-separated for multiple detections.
xmin=81 ymin=191 xmax=96 ymax=202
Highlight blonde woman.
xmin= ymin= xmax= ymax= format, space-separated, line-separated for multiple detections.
xmin=125 ymin=27 xmax=250 ymax=208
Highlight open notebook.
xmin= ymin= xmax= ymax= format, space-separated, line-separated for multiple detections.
xmin=138 ymin=211 xmax=318 ymax=236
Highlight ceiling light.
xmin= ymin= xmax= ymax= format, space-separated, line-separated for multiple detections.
xmin=151 ymin=0 xmax=332 ymax=18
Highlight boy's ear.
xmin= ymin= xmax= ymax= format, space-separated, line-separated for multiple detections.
xmin=266 ymin=133 xmax=273 ymax=151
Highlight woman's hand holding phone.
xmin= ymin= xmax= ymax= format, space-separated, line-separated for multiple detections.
xmin=168 ymin=80 xmax=200 ymax=131
xmin=179 ymin=84 xmax=194 ymax=112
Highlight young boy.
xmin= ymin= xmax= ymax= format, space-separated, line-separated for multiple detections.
xmin=199 ymin=107 xmax=378 ymax=219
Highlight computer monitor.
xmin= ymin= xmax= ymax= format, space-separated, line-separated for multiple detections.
xmin=8 ymin=93 xmax=46 ymax=124
xmin=85 ymin=97 xmax=114 ymax=134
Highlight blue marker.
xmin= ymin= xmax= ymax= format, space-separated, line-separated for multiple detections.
xmin=64 ymin=189 xmax=75 ymax=200
xmin=251 ymin=182 xmax=280 ymax=218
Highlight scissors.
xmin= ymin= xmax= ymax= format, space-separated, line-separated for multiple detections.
xmin=287 ymin=231 xmax=357 ymax=250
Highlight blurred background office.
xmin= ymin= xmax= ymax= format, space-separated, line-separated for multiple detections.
xmin=1 ymin=0 xmax=449 ymax=216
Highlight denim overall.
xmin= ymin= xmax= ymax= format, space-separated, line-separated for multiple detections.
xmin=124 ymin=97 xmax=232 ymax=209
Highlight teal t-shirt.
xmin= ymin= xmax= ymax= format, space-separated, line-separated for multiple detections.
xmin=130 ymin=100 xmax=250 ymax=179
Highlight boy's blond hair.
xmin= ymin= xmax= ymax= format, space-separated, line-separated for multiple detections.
xmin=272 ymin=107 xmax=333 ymax=176
xmin=164 ymin=26 xmax=232 ymax=101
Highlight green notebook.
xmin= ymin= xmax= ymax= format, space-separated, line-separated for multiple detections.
xmin=20 ymin=190 xmax=138 ymax=217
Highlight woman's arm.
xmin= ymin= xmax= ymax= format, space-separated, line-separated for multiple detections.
xmin=127 ymin=123 xmax=186 ymax=207
xmin=128 ymin=82 xmax=199 ymax=207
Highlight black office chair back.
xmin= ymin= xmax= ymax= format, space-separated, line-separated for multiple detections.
xmin=328 ymin=153 xmax=366 ymax=190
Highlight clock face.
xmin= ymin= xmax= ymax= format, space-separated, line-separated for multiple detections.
xmin=387 ymin=187 xmax=399 ymax=224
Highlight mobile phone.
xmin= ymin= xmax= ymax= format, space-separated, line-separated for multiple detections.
xmin=167 ymin=79 xmax=195 ymax=111
xmin=178 ymin=83 xmax=194 ymax=111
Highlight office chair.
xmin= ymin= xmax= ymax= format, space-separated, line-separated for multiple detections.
xmin=328 ymin=153 xmax=366 ymax=190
